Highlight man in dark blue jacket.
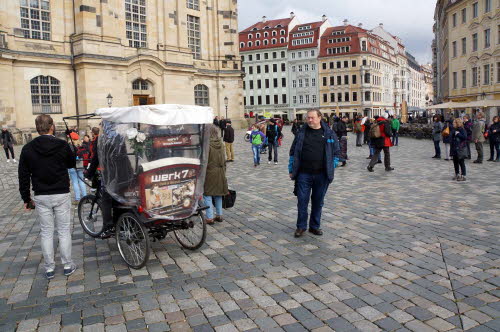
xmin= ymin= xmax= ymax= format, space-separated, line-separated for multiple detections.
xmin=288 ymin=110 xmax=340 ymax=238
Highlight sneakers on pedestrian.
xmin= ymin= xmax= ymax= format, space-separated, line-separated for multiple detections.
xmin=12 ymin=159 xmax=17 ymax=163
xmin=385 ymin=167 xmax=394 ymax=172
xmin=367 ymin=166 xmax=374 ymax=172
xmin=6 ymin=159 xmax=10 ymax=163
xmin=64 ymin=265 xmax=77 ymax=276
xmin=268 ymin=161 xmax=271 ymax=164
xmin=452 ymin=174 xmax=459 ymax=180
xmin=205 ymin=218 xmax=214 ymax=225
xmin=100 ymin=227 xmax=115 ymax=239
xmin=46 ymin=270 xmax=55 ymax=280
xmin=376 ymin=160 xmax=382 ymax=164
xmin=457 ymin=175 xmax=467 ymax=182
xmin=274 ymin=162 xmax=278 ymax=165
xmin=473 ymin=160 xmax=482 ymax=164
xmin=215 ymin=215 xmax=223 ymax=223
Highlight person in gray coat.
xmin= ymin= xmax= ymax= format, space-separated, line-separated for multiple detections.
xmin=471 ymin=112 xmax=486 ymax=163
xmin=1 ymin=126 xmax=16 ymax=163
xmin=431 ymin=115 xmax=444 ymax=159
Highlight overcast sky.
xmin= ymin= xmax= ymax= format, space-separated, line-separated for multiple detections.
xmin=238 ymin=0 xmax=435 ymax=65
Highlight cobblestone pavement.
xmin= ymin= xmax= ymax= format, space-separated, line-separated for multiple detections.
xmin=0 ymin=129 xmax=499 ymax=332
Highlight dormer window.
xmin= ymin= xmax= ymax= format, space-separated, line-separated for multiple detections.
xmin=264 ymin=26 xmax=270 ymax=29
xmin=275 ymin=24 xmax=282 ymax=28
xmin=251 ymin=27 xmax=258 ymax=31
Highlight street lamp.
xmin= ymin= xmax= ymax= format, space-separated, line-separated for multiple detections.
xmin=224 ymin=96 xmax=228 ymax=119
xmin=106 ymin=93 xmax=113 ymax=107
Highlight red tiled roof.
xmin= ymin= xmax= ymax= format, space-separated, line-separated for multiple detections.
xmin=289 ymin=21 xmax=323 ymax=33
xmin=241 ymin=18 xmax=293 ymax=32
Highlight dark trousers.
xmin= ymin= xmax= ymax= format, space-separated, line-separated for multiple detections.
xmin=489 ymin=138 xmax=500 ymax=160
xmin=100 ymin=189 xmax=114 ymax=228
xmin=268 ymin=141 xmax=278 ymax=162
xmin=4 ymin=146 xmax=14 ymax=159
xmin=391 ymin=130 xmax=399 ymax=146
xmin=369 ymin=147 xmax=390 ymax=168
xmin=453 ymin=156 xmax=466 ymax=176
xmin=296 ymin=172 xmax=330 ymax=231
xmin=475 ymin=142 xmax=483 ymax=161
xmin=433 ymin=140 xmax=441 ymax=157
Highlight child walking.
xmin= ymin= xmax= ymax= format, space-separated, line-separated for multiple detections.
xmin=250 ymin=124 xmax=265 ymax=167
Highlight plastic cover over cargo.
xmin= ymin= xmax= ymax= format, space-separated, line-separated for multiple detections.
xmin=95 ymin=104 xmax=213 ymax=220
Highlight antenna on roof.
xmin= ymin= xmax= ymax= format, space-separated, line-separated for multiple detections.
xmin=358 ymin=23 xmax=363 ymax=28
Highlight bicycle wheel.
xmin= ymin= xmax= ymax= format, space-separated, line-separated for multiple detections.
xmin=174 ymin=213 xmax=207 ymax=250
xmin=78 ymin=194 xmax=104 ymax=237
xmin=115 ymin=213 xmax=150 ymax=269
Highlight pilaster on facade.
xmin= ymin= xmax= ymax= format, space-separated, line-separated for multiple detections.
xmin=0 ymin=0 xmax=244 ymax=130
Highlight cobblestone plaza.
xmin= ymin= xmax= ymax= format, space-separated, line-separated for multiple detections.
xmin=0 ymin=130 xmax=499 ymax=332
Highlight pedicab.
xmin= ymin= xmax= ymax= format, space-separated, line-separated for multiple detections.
xmin=63 ymin=104 xmax=213 ymax=269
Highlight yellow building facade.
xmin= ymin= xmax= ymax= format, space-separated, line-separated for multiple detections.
xmin=434 ymin=0 xmax=500 ymax=120
xmin=0 ymin=0 xmax=244 ymax=132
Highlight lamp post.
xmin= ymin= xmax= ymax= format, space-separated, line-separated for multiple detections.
xmin=224 ymin=96 xmax=228 ymax=119
xmin=107 ymin=93 xmax=113 ymax=107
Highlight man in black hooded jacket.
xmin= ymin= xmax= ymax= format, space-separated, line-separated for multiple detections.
xmin=18 ymin=114 xmax=77 ymax=279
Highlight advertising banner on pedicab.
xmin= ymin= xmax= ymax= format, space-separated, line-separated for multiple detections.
xmin=138 ymin=159 xmax=201 ymax=219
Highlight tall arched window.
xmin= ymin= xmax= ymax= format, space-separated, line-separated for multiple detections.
xmin=255 ymin=40 xmax=260 ymax=46
xmin=30 ymin=75 xmax=61 ymax=114
xmin=248 ymin=41 xmax=253 ymax=47
xmin=125 ymin=0 xmax=147 ymax=48
xmin=20 ymin=0 xmax=51 ymax=40
xmin=240 ymin=42 xmax=245 ymax=48
xmin=280 ymin=37 xmax=285 ymax=43
xmin=194 ymin=84 xmax=209 ymax=106
xmin=263 ymin=40 xmax=269 ymax=45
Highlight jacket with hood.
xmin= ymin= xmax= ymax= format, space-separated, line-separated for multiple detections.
xmin=372 ymin=118 xmax=393 ymax=148
xmin=1 ymin=130 xmax=15 ymax=148
xmin=18 ymin=135 xmax=76 ymax=203
xmin=204 ymin=137 xmax=228 ymax=196
xmin=223 ymin=124 xmax=235 ymax=143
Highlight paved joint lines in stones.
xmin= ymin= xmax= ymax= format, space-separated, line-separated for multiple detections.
xmin=436 ymin=236 xmax=464 ymax=330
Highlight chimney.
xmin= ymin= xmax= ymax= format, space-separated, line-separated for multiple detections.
xmin=358 ymin=23 xmax=363 ymax=28
xmin=322 ymin=15 xmax=327 ymax=22
xmin=290 ymin=12 xmax=295 ymax=19
xmin=262 ymin=16 xmax=266 ymax=23
xmin=343 ymin=19 xmax=348 ymax=26
xmin=379 ymin=23 xmax=384 ymax=28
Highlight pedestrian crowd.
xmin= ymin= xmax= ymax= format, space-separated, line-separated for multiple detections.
xmin=430 ymin=112 xmax=499 ymax=181
xmin=8 ymin=109 xmax=500 ymax=279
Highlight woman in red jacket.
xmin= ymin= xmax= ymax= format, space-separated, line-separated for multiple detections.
xmin=367 ymin=116 xmax=394 ymax=172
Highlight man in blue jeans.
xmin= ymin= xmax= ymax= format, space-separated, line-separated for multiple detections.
xmin=288 ymin=110 xmax=340 ymax=238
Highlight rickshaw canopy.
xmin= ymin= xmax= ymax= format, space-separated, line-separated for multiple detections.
xmin=95 ymin=104 xmax=214 ymax=126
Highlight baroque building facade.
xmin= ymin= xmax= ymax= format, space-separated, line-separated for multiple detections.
xmin=0 ymin=0 xmax=244 ymax=132
xmin=240 ymin=16 xmax=430 ymax=121
xmin=433 ymin=0 xmax=500 ymax=120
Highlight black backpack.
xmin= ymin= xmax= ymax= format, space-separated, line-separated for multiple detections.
xmin=384 ymin=121 xmax=393 ymax=137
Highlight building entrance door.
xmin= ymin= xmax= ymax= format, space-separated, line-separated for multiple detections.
xmin=133 ymin=94 xmax=155 ymax=106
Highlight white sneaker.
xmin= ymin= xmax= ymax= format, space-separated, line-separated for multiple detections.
xmin=6 ymin=160 xmax=10 ymax=163
xmin=12 ymin=159 xmax=17 ymax=163
xmin=274 ymin=162 xmax=278 ymax=165
xmin=267 ymin=161 xmax=271 ymax=164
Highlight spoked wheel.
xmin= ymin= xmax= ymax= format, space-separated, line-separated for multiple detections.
xmin=244 ymin=133 xmax=250 ymax=142
xmin=174 ymin=213 xmax=207 ymax=250
xmin=78 ymin=194 xmax=104 ymax=238
xmin=115 ymin=213 xmax=150 ymax=269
